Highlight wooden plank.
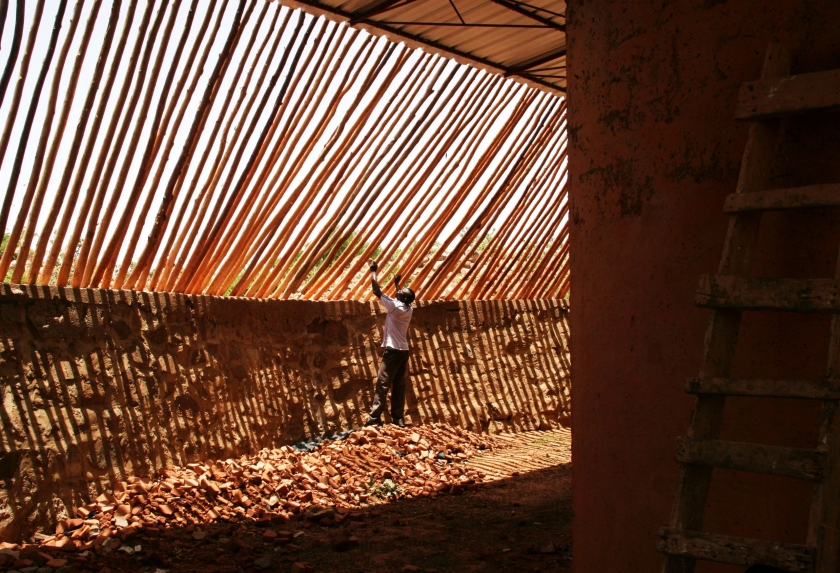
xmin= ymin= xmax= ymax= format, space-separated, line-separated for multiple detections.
xmin=657 ymin=527 xmax=814 ymax=572
xmin=696 ymin=275 xmax=840 ymax=312
xmin=725 ymin=184 xmax=840 ymax=213
xmin=685 ymin=377 xmax=840 ymax=400
xmin=674 ymin=437 xmax=824 ymax=481
xmin=736 ymin=68 xmax=840 ymax=120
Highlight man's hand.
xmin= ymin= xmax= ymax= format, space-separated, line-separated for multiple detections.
xmin=394 ymin=274 xmax=402 ymax=289
xmin=370 ymin=259 xmax=382 ymax=298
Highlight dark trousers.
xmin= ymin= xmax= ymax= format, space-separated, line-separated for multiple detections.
xmin=369 ymin=348 xmax=410 ymax=420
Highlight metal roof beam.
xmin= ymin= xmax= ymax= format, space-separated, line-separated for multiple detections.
xmin=349 ymin=0 xmax=416 ymax=23
xmin=274 ymin=0 xmax=565 ymax=94
xmin=487 ymin=0 xmax=565 ymax=33
xmin=506 ymin=46 xmax=566 ymax=75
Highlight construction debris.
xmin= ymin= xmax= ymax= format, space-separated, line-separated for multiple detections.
xmin=0 ymin=424 xmax=496 ymax=572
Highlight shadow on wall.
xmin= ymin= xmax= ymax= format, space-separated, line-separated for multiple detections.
xmin=0 ymin=284 xmax=570 ymax=541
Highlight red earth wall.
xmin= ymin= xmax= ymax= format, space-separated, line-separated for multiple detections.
xmin=0 ymin=285 xmax=570 ymax=540
xmin=566 ymin=1 xmax=840 ymax=571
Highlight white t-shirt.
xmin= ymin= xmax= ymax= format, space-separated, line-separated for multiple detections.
xmin=378 ymin=294 xmax=413 ymax=350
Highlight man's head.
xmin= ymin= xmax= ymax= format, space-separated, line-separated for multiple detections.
xmin=396 ymin=288 xmax=415 ymax=306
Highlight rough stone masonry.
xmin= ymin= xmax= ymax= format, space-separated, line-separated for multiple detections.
xmin=0 ymin=284 xmax=570 ymax=540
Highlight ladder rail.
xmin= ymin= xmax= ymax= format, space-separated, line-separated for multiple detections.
xmin=805 ymin=240 xmax=840 ymax=572
xmin=661 ymin=42 xmax=792 ymax=573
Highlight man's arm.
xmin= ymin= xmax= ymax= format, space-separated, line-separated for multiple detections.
xmin=370 ymin=260 xmax=382 ymax=298
xmin=394 ymin=274 xmax=402 ymax=293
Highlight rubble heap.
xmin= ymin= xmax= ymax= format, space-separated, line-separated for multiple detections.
xmin=0 ymin=424 xmax=497 ymax=568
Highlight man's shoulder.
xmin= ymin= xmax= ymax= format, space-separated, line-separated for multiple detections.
xmin=379 ymin=294 xmax=396 ymax=311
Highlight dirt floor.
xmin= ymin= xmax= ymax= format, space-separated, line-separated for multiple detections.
xmin=4 ymin=431 xmax=572 ymax=573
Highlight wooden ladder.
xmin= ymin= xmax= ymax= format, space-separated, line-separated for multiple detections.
xmin=657 ymin=43 xmax=840 ymax=573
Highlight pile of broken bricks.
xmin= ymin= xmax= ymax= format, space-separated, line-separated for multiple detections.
xmin=0 ymin=423 xmax=497 ymax=572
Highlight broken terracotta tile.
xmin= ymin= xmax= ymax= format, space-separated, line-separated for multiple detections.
xmin=23 ymin=424 xmax=499 ymax=551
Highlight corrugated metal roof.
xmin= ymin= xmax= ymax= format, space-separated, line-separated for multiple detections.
xmin=273 ymin=0 xmax=566 ymax=94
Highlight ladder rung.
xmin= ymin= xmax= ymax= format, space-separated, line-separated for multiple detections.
xmin=696 ymin=275 xmax=840 ymax=312
xmin=656 ymin=527 xmax=814 ymax=572
xmin=724 ymin=184 xmax=840 ymax=212
xmin=675 ymin=437 xmax=824 ymax=480
xmin=736 ymin=67 xmax=840 ymax=119
xmin=685 ymin=377 xmax=840 ymax=400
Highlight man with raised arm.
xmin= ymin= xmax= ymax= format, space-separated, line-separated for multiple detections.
xmin=366 ymin=258 xmax=415 ymax=428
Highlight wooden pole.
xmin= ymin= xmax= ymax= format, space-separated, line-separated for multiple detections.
xmin=115 ymin=0 xmax=214 ymax=289
xmin=181 ymin=11 xmax=309 ymax=293
xmin=343 ymin=77 xmax=519 ymax=301
xmin=235 ymin=48 xmax=431 ymax=298
xmin=57 ymin=0 xmax=140 ymax=286
xmin=298 ymin=62 xmax=483 ymax=300
xmin=248 ymin=47 xmax=440 ymax=298
xmin=487 ymin=144 xmax=568 ymax=299
xmin=108 ymin=0 xmax=200 ymax=289
xmin=388 ymin=73 xmax=544 ymax=297
xmin=0 ymin=2 xmax=8 ymax=67
xmin=13 ymin=0 xmax=91 ymax=284
xmin=422 ymin=95 xmax=560 ymax=299
xmin=213 ymin=38 xmax=402 ymax=296
xmin=453 ymin=117 xmax=566 ymax=298
xmin=455 ymin=130 xmax=565 ymax=298
xmin=193 ymin=28 xmax=365 ymax=295
xmin=36 ymin=0 xmax=123 ymax=285
xmin=0 ymin=0 xmax=70 ymax=281
xmin=307 ymin=70 xmax=495 ymax=300
xmin=196 ymin=25 xmax=369 ymax=297
xmin=201 ymin=18 xmax=332 ymax=294
xmin=189 ymin=12 xmax=320 ymax=294
xmin=150 ymin=0 xmax=273 ymax=291
xmin=70 ymin=0 xmax=160 ymax=286
xmin=0 ymin=1 xmax=568 ymax=299
xmin=174 ymin=5 xmax=299 ymax=292
xmin=24 ymin=0 xmax=107 ymax=285
xmin=89 ymin=0 xmax=184 ymax=287
xmin=443 ymin=99 xmax=566 ymax=299
xmin=486 ymin=173 xmax=568 ymax=299
xmin=401 ymin=90 xmax=543 ymax=297
xmin=367 ymin=83 xmax=531 ymax=297
xmin=235 ymin=45 xmax=429 ymax=299
xmin=0 ymin=0 xmax=60 ymax=277
xmin=503 ymin=138 xmax=570 ymax=301
xmin=519 ymin=226 xmax=570 ymax=299
xmin=0 ymin=0 xmax=24 ymax=111
xmin=0 ymin=0 xmax=44 ymax=244
xmin=269 ymin=41 xmax=423 ymax=298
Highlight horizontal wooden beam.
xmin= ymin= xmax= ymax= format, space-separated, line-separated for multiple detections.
xmin=736 ymin=68 xmax=840 ymax=120
xmin=724 ymin=184 xmax=840 ymax=212
xmin=686 ymin=377 xmax=840 ymax=400
xmin=657 ymin=527 xmax=814 ymax=572
xmin=695 ymin=275 xmax=840 ymax=313
xmin=675 ymin=437 xmax=824 ymax=481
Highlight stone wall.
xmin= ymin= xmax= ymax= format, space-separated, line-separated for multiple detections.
xmin=0 ymin=284 xmax=570 ymax=540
